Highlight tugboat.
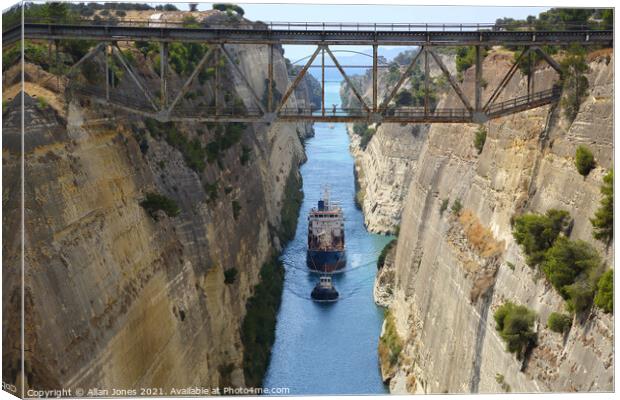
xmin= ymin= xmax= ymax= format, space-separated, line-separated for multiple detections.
xmin=311 ymin=275 xmax=339 ymax=302
xmin=307 ymin=188 xmax=346 ymax=272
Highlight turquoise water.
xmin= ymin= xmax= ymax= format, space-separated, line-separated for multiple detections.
xmin=263 ymin=82 xmax=391 ymax=395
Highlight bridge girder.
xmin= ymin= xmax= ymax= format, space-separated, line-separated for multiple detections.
xmin=8 ymin=22 xmax=600 ymax=124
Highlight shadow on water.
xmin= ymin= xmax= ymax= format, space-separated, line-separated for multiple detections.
xmin=263 ymin=81 xmax=392 ymax=395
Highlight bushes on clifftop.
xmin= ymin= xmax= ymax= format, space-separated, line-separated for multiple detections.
xmin=494 ymin=302 xmax=537 ymax=358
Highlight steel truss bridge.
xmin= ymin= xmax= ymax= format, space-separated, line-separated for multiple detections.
xmin=3 ymin=20 xmax=613 ymax=124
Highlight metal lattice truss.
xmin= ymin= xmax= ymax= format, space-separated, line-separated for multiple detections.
xmin=63 ymin=41 xmax=564 ymax=124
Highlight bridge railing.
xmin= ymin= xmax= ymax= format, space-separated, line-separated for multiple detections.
xmin=486 ymin=87 xmax=561 ymax=116
xmin=6 ymin=17 xmax=611 ymax=34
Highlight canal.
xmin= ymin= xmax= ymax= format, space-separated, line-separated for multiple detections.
xmin=263 ymin=81 xmax=391 ymax=395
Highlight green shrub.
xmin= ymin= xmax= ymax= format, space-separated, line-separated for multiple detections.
xmin=240 ymin=145 xmax=252 ymax=166
xmin=241 ymin=259 xmax=284 ymax=386
xmin=144 ymin=118 xmax=207 ymax=173
xmin=575 ymin=145 xmax=595 ymax=176
xmin=512 ymin=209 xmax=571 ymax=266
xmin=379 ymin=310 xmax=403 ymax=366
xmin=232 ymin=200 xmax=241 ymax=220
xmin=204 ymin=180 xmax=218 ymax=203
xmin=451 ymin=198 xmax=463 ymax=215
xmin=591 ymin=169 xmax=613 ymax=244
xmin=594 ymin=269 xmax=613 ymax=313
xmin=474 ymin=126 xmax=487 ymax=154
xmin=439 ymin=199 xmax=449 ymax=215
xmin=541 ymin=237 xmax=600 ymax=296
xmin=36 ymin=97 xmax=48 ymax=110
xmin=494 ymin=302 xmax=537 ymax=357
xmin=140 ymin=192 xmax=180 ymax=218
xmin=377 ymin=239 xmax=397 ymax=270
xmin=278 ymin=169 xmax=303 ymax=243
xmin=547 ymin=312 xmax=572 ymax=333
xmin=224 ymin=268 xmax=238 ymax=284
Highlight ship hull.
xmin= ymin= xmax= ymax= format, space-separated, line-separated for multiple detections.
xmin=306 ymin=249 xmax=346 ymax=272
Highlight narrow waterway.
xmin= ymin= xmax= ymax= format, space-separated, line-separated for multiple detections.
xmin=264 ymin=81 xmax=391 ymax=395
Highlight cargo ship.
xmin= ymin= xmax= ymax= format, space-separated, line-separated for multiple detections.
xmin=307 ymin=188 xmax=346 ymax=272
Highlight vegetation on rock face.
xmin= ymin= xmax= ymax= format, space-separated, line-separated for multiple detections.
xmin=377 ymin=239 xmax=397 ymax=270
xmin=241 ymin=259 xmax=284 ymax=387
xmin=541 ymin=236 xmax=604 ymax=313
xmin=279 ymin=169 xmax=303 ymax=244
xmin=473 ymin=126 xmax=487 ymax=154
xmin=547 ymin=312 xmax=572 ymax=333
xmin=561 ymin=44 xmax=590 ymax=122
xmin=232 ymin=200 xmax=242 ymax=220
xmin=451 ymin=198 xmax=463 ymax=216
xmin=140 ymin=192 xmax=180 ymax=218
xmin=591 ymin=169 xmax=613 ymax=244
xmin=352 ymin=123 xmax=376 ymax=150
xmin=594 ymin=269 xmax=613 ymax=314
xmin=439 ymin=199 xmax=449 ymax=215
xmin=575 ymin=145 xmax=595 ymax=176
xmin=455 ymin=46 xmax=488 ymax=74
xmin=224 ymin=268 xmax=238 ymax=284
xmin=379 ymin=310 xmax=403 ymax=367
xmin=144 ymin=118 xmax=207 ymax=173
xmin=493 ymin=302 xmax=537 ymax=357
xmin=512 ymin=209 xmax=572 ymax=267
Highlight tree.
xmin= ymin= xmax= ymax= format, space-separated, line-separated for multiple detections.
xmin=594 ymin=269 xmax=613 ymax=313
xmin=591 ymin=169 xmax=613 ymax=244
xmin=512 ymin=209 xmax=571 ymax=266
xmin=547 ymin=312 xmax=572 ymax=333
xmin=494 ymin=302 xmax=537 ymax=357
xmin=474 ymin=126 xmax=487 ymax=154
xmin=575 ymin=145 xmax=595 ymax=176
xmin=394 ymin=90 xmax=413 ymax=106
xmin=541 ymin=237 xmax=603 ymax=313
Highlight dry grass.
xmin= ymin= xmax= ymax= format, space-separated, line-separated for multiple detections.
xmin=459 ymin=210 xmax=505 ymax=258
xmin=587 ymin=48 xmax=613 ymax=63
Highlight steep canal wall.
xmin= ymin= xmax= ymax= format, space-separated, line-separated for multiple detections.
xmin=2 ymin=8 xmax=318 ymax=392
xmin=348 ymin=47 xmax=614 ymax=393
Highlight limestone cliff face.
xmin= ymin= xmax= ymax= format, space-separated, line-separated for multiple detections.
xmin=379 ymin=50 xmax=614 ymax=393
xmin=349 ymin=124 xmax=426 ymax=234
xmin=2 ymin=13 xmax=315 ymax=392
xmin=343 ymin=51 xmax=455 ymax=234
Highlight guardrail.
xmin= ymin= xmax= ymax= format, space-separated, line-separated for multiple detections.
xmin=3 ymin=17 xmax=612 ymax=34
xmin=486 ymin=87 xmax=561 ymax=115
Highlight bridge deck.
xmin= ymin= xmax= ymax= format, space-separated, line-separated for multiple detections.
xmin=3 ymin=21 xmax=613 ymax=46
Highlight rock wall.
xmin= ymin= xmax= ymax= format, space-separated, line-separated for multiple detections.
xmin=2 ymin=12 xmax=316 ymax=393
xmin=380 ymin=49 xmax=614 ymax=393
xmin=343 ymin=51 xmax=454 ymax=234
